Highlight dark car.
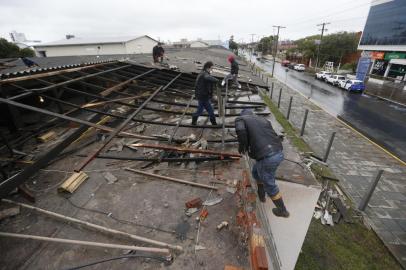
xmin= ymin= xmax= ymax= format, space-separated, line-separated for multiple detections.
xmin=288 ymin=63 xmax=296 ymax=69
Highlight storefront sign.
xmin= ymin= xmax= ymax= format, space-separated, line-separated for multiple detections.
xmin=356 ymin=57 xmax=372 ymax=81
xmin=371 ymin=51 xmax=385 ymax=60
xmin=384 ymin=52 xmax=406 ymax=60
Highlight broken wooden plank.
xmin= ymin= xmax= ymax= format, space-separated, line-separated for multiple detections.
xmin=125 ymin=168 xmax=218 ymax=190
xmin=58 ymin=171 xmax=88 ymax=193
xmin=0 ymin=206 xmax=20 ymax=221
xmin=0 ymin=232 xmax=170 ymax=255
xmin=37 ymin=131 xmax=57 ymax=143
xmin=129 ymin=143 xmax=242 ymax=158
xmin=1 ymin=199 xmax=183 ymax=251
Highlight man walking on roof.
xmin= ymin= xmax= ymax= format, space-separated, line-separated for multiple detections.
xmin=235 ymin=109 xmax=289 ymax=218
xmin=192 ymin=61 xmax=218 ymax=126
xmin=222 ymin=55 xmax=241 ymax=89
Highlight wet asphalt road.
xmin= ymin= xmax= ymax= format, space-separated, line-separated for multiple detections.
xmin=248 ymin=56 xmax=406 ymax=162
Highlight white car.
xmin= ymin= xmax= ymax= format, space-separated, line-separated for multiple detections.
xmin=293 ymin=64 xmax=305 ymax=71
xmin=315 ymin=71 xmax=332 ymax=81
xmin=327 ymin=75 xmax=346 ymax=86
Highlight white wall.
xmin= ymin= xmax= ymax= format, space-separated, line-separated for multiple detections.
xmin=35 ymin=37 xmax=157 ymax=56
xmin=126 ymin=36 xmax=157 ymax=54
xmin=190 ymin=41 xmax=209 ymax=48
xmin=35 ymin=43 xmax=127 ymax=57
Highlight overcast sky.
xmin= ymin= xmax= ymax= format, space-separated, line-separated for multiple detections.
xmin=0 ymin=0 xmax=372 ymax=44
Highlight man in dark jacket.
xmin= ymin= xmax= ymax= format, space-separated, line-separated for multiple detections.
xmin=235 ymin=109 xmax=289 ymax=218
xmin=152 ymin=43 xmax=165 ymax=63
xmin=192 ymin=61 xmax=218 ymax=126
xmin=222 ymin=55 xmax=241 ymax=89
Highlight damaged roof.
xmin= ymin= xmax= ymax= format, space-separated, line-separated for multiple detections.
xmin=0 ymin=47 xmax=317 ymax=270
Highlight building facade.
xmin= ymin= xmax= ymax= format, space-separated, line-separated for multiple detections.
xmin=358 ymin=0 xmax=406 ymax=81
xmin=34 ymin=36 xmax=158 ymax=57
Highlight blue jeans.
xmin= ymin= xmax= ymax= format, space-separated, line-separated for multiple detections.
xmin=252 ymin=151 xmax=284 ymax=197
xmin=193 ymin=100 xmax=215 ymax=118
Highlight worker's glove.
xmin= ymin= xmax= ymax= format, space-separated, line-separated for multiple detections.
xmin=238 ymin=144 xmax=247 ymax=154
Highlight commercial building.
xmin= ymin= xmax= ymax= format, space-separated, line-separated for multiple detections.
xmin=33 ymin=35 xmax=158 ymax=57
xmin=358 ymin=0 xmax=406 ymax=81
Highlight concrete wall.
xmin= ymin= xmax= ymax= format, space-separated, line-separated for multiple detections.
xmin=35 ymin=37 xmax=157 ymax=56
xmin=126 ymin=36 xmax=157 ymax=54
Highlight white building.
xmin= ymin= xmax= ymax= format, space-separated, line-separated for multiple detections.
xmin=33 ymin=35 xmax=158 ymax=57
xmin=190 ymin=41 xmax=209 ymax=48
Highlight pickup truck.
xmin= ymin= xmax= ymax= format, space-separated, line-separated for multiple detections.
xmin=315 ymin=71 xmax=332 ymax=81
xmin=326 ymin=75 xmax=346 ymax=86
xmin=339 ymin=79 xmax=365 ymax=92
xmin=294 ymin=64 xmax=306 ymax=71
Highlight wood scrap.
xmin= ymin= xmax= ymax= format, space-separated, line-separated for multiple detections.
xmin=0 ymin=206 xmax=20 ymax=221
xmin=37 ymin=131 xmax=57 ymax=143
xmin=58 ymin=171 xmax=88 ymax=193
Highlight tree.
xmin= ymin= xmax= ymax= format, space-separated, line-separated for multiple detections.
xmin=256 ymin=36 xmax=274 ymax=55
xmin=228 ymin=35 xmax=238 ymax=53
xmin=20 ymin=48 xmax=35 ymax=57
xmin=0 ymin=38 xmax=35 ymax=58
xmin=289 ymin=32 xmax=360 ymax=67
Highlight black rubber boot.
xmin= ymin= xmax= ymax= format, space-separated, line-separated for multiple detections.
xmin=271 ymin=196 xmax=290 ymax=218
xmin=192 ymin=116 xmax=198 ymax=126
xmin=257 ymin=183 xmax=266 ymax=203
xmin=210 ymin=117 xmax=217 ymax=125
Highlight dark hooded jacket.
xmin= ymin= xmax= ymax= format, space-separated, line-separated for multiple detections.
xmin=195 ymin=70 xmax=218 ymax=101
xmin=235 ymin=114 xmax=283 ymax=160
xmin=231 ymin=59 xmax=239 ymax=75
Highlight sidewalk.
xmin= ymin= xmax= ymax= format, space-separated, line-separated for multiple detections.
xmin=266 ymin=77 xmax=406 ymax=268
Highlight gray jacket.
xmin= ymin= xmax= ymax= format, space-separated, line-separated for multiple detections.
xmin=235 ymin=114 xmax=283 ymax=160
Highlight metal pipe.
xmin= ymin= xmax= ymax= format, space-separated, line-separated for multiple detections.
xmin=300 ymin=109 xmax=309 ymax=136
xmin=358 ymin=170 xmax=384 ymax=211
xmin=277 ymin=87 xmax=282 ymax=108
xmin=323 ymin=132 xmax=336 ymax=162
xmin=286 ymin=96 xmax=293 ymax=120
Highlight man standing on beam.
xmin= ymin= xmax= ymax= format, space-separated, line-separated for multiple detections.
xmin=192 ymin=61 xmax=218 ymax=126
xmin=235 ymin=109 xmax=289 ymax=218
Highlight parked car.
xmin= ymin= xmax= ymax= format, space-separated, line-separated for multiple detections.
xmin=339 ymin=79 xmax=365 ymax=92
xmin=294 ymin=64 xmax=306 ymax=71
xmin=326 ymin=75 xmax=346 ymax=86
xmin=281 ymin=60 xmax=290 ymax=67
xmin=315 ymin=71 xmax=332 ymax=81
xmin=288 ymin=63 xmax=296 ymax=69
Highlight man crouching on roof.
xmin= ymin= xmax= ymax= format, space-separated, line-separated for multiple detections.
xmin=235 ymin=109 xmax=289 ymax=218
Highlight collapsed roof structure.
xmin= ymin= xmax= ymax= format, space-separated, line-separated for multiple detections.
xmin=0 ymin=47 xmax=320 ymax=270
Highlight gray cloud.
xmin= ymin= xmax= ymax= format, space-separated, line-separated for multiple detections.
xmin=0 ymin=0 xmax=370 ymax=43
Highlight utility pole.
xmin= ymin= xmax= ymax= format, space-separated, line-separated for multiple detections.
xmin=271 ymin=25 xmax=286 ymax=78
xmin=249 ymin=34 xmax=255 ymax=62
xmin=315 ymin=22 xmax=330 ymax=70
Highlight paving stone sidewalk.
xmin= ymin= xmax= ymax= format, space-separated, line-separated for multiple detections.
xmin=265 ymin=77 xmax=406 ymax=268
